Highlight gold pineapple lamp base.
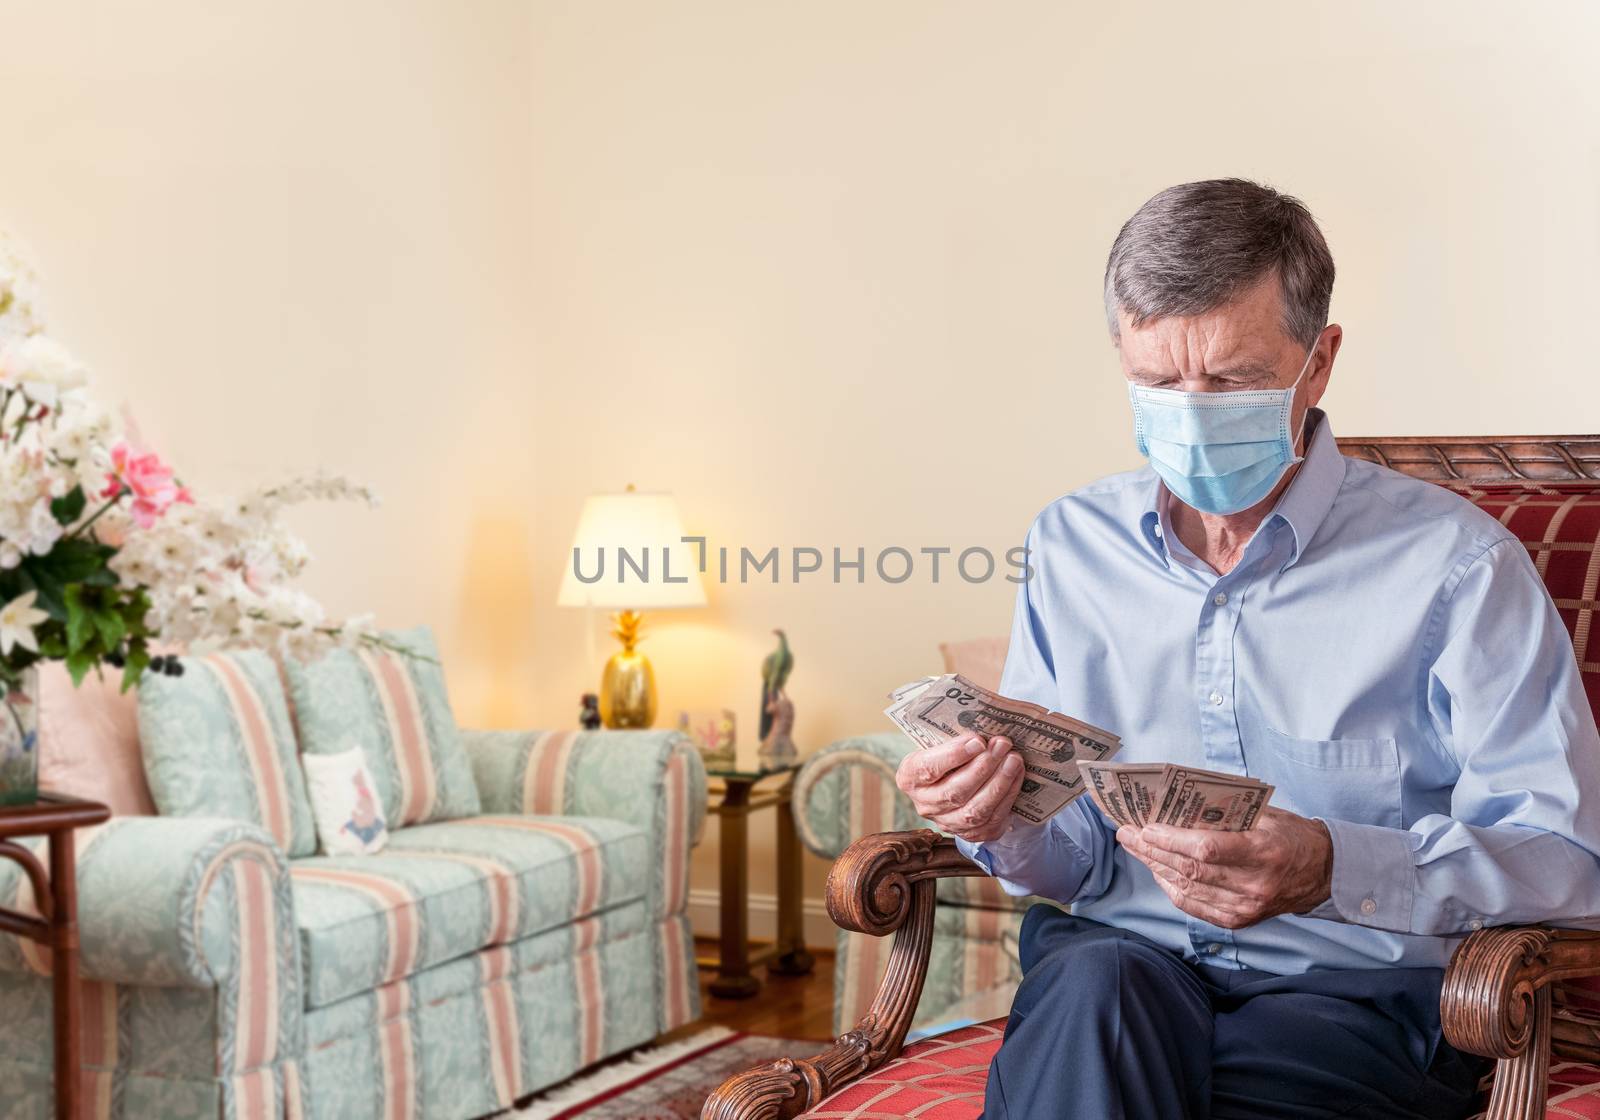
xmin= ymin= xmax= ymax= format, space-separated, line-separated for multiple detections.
xmin=600 ymin=609 xmax=657 ymax=728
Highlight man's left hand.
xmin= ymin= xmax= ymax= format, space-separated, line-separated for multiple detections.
xmin=1117 ymin=808 xmax=1334 ymax=929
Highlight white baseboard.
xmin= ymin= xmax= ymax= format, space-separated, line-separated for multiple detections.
xmin=687 ymin=888 xmax=837 ymax=950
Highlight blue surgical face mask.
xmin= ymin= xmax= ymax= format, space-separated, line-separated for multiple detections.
xmin=1127 ymin=343 xmax=1317 ymax=516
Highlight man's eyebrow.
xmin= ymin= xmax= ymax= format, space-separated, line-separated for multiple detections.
xmin=1128 ymin=362 xmax=1277 ymax=381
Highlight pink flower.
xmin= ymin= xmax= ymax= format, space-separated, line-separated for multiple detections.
xmin=101 ymin=441 xmax=193 ymax=528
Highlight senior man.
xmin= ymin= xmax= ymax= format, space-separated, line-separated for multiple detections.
xmin=896 ymin=179 xmax=1600 ymax=1119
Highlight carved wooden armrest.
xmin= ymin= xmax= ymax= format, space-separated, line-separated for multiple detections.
xmin=702 ymin=830 xmax=982 ymax=1120
xmin=1441 ymin=925 xmax=1600 ymax=1120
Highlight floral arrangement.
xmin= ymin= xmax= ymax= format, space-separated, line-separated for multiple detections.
xmin=0 ymin=233 xmax=383 ymax=701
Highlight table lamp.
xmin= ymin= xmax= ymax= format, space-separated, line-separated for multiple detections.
xmin=556 ymin=486 xmax=706 ymax=728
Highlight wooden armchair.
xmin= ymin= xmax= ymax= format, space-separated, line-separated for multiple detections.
xmin=706 ymin=435 xmax=1600 ymax=1120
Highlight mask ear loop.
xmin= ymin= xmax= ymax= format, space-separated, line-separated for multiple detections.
xmin=1287 ymin=339 xmax=1320 ymax=455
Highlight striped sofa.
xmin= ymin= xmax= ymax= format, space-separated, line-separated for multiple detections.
xmin=0 ymin=726 xmax=707 ymax=1120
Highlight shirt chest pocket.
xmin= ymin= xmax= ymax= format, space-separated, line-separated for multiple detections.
xmin=1247 ymin=726 xmax=1403 ymax=829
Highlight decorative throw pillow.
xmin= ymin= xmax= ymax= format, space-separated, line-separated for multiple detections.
xmin=285 ymin=626 xmax=480 ymax=827
xmin=138 ymin=650 xmax=318 ymax=856
xmin=37 ymin=660 xmax=157 ymax=816
xmin=302 ymin=748 xmax=389 ymax=855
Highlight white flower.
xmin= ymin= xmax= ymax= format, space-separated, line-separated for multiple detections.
xmin=0 ymin=235 xmax=43 ymax=346
xmin=0 ymin=335 xmax=87 ymax=405
xmin=0 ymin=590 xmax=49 ymax=656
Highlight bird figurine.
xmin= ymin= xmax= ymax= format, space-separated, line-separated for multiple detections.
xmin=758 ymin=629 xmax=795 ymax=758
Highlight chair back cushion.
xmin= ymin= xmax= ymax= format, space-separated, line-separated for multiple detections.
xmin=1444 ymin=483 xmax=1600 ymax=717
xmin=938 ymin=637 xmax=1009 ymax=692
xmin=285 ymin=626 xmax=481 ymax=828
xmin=138 ymin=649 xmax=318 ymax=855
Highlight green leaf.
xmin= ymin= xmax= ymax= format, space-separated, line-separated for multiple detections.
xmin=20 ymin=563 xmax=66 ymax=622
xmin=93 ymin=607 xmax=126 ymax=650
xmin=120 ymin=646 xmax=150 ymax=693
xmin=34 ymin=538 xmax=112 ymax=584
xmin=50 ymin=486 xmax=87 ymax=526
xmin=81 ymin=567 xmax=119 ymax=589
xmin=65 ymin=648 xmax=94 ymax=687
xmin=63 ymin=586 xmax=92 ymax=654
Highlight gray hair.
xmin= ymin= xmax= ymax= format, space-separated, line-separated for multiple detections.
xmin=1103 ymin=179 xmax=1335 ymax=349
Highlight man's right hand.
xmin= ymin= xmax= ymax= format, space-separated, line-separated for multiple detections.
xmin=894 ymin=733 xmax=1025 ymax=843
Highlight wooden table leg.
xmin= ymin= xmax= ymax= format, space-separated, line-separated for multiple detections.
xmin=49 ymin=828 xmax=81 ymax=1120
xmin=710 ymin=779 xmax=760 ymax=999
xmin=769 ymin=778 xmax=814 ymax=976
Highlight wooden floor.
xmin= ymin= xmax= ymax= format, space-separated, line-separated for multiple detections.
xmin=668 ymin=940 xmax=838 ymax=1043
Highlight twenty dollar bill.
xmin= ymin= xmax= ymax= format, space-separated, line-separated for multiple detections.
xmin=885 ymin=675 xmax=1122 ymax=824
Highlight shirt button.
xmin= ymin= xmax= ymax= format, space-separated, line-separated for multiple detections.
xmin=1209 ymin=691 xmax=1224 ymax=706
xmin=1206 ymin=942 xmax=1222 ymax=955
xmin=1469 ymin=919 xmax=1484 ymax=931
xmin=1213 ymin=592 xmax=1228 ymax=606
xmin=1360 ymin=898 xmax=1377 ymax=916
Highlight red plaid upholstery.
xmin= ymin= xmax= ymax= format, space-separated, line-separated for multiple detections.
xmin=1464 ymin=1063 xmax=1600 ymax=1119
xmin=798 ymin=480 xmax=1600 ymax=1118
xmin=804 ymin=1021 xmax=1003 ymax=1119
xmin=1444 ymin=483 xmax=1600 ymax=717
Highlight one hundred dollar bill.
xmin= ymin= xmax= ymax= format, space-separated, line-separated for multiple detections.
xmin=885 ymin=674 xmax=1121 ymax=824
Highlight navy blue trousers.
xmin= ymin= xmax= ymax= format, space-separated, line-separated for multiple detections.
xmin=982 ymin=907 xmax=1488 ymax=1120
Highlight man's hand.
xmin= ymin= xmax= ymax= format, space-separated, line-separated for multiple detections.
xmin=1117 ymin=808 xmax=1333 ymax=929
xmin=894 ymin=733 xmax=1024 ymax=843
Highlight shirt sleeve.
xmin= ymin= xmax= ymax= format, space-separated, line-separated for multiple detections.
xmin=1313 ymin=536 xmax=1600 ymax=934
xmin=953 ymin=521 xmax=1117 ymax=904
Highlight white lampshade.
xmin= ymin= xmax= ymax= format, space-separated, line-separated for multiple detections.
xmin=556 ymin=489 xmax=708 ymax=610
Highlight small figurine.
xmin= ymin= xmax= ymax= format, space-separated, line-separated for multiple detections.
xmin=758 ymin=629 xmax=797 ymax=763
xmin=759 ymin=692 xmax=796 ymax=765
xmin=579 ymin=692 xmax=601 ymax=730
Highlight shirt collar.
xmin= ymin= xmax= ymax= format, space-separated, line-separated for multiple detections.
xmin=1137 ymin=408 xmax=1345 ymax=572
xmin=1270 ymin=408 xmax=1345 ymax=570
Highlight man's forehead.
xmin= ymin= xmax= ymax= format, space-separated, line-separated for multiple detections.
xmin=1118 ymin=321 xmax=1284 ymax=379
xmin=1115 ymin=296 xmax=1295 ymax=378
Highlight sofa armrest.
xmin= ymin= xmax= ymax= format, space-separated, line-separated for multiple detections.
xmin=463 ymin=728 xmax=707 ymax=838
xmin=463 ymin=728 xmax=709 ymax=924
xmin=793 ymin=733 xmax=923 ymax=859
xmin=0 ymin=816 xmax=296 ymax=992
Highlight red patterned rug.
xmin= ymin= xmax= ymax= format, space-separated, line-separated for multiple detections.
xmin=514 ymin=1027 xmax=827 ymax=1119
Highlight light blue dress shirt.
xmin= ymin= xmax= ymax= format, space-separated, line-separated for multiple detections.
xmin=958 ymin=409 xmax=1600 ymax=976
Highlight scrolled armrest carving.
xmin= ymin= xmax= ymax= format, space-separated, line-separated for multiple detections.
xmin=1442 ymin=926 xmax=1600 ymax=1060
xmin=825 ymin=829 xmax=982 ymax=936
xmin=704 ymin=830 xmax=984 ymax=1119
xmin=1443 ymin=927 xmax=1557 ymax=1059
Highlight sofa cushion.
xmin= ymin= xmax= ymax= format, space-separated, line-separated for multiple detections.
xmin=36 ymin=660 xmax=156 ymax=816
xmin=286 ymin=626 xmax=481 ymax=827
xmin=138 ymin=650 xmax=318 ymax=856
xmin=289 ymin=814 xmax=647 ymax=1008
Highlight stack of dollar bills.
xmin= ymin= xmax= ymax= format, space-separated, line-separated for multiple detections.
xmin=886 ymin=675 xmax=1274 ymax=832
xmin=885 ymin=674 xmax=1121 ymax=825
xmin=1080 ymin=762 xmax=1273 ymax=832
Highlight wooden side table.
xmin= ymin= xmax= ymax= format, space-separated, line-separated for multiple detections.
xmin=0 ymin=795 xmax=112 ymax=1120
xmin=699 ymin=759 xmax=815 ymax=999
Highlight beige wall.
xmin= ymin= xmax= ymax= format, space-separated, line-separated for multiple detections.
xmin=2 ymin=1 xmax=1597 ymax=937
